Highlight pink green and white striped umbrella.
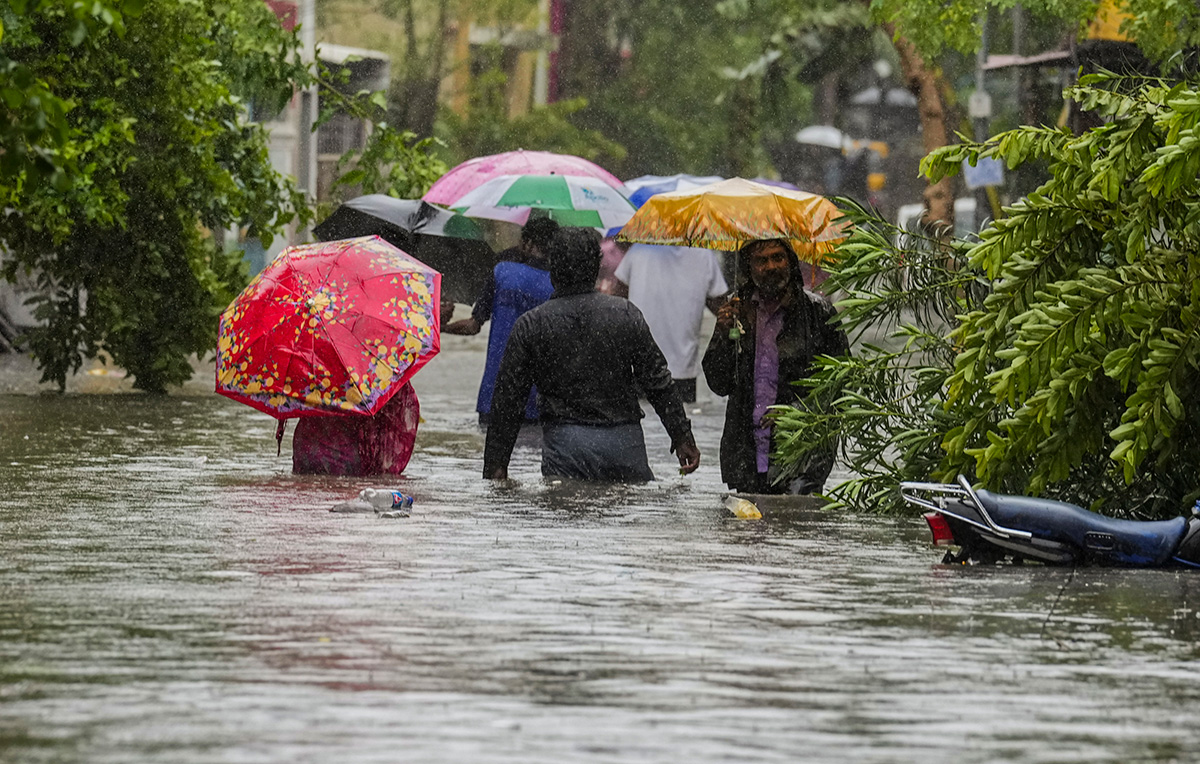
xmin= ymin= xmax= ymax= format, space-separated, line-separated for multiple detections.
xmin=450 ymin=173 xmax=637 ymax=230
xmin=423 ymin=149 xmax=627 ymax=206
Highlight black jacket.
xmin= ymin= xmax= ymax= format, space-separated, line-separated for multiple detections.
xmin=702 ymin=284 xmax=848 ymax=492
xmin=483 ymin=285 xmax=693 ymax=475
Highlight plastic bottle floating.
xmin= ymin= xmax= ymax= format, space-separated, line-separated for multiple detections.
xmin=330 ymin=489 xmax=414 ymax=516
xmin=359 ymin=488 xmax=414 ymax=510
xmin=360 ymin=488 xmax=414 ymax=518
xmin=723 ymin=495 xmax=762 ymax=520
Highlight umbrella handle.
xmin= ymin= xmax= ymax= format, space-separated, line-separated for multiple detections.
xmin=275 ymin=419 xmax=287 ymax=457
xmin=730 ymin=254 xmax=744 ymax=342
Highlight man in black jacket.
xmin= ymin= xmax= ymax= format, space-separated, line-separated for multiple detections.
xmin=702 ymin=239 xmax=848 ymax=495
xmin=483 ymin=228 xmax=701 ymax=481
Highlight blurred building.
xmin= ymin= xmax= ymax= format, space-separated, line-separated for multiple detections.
xmin=313 ymin=44 xmax=390 ymax=201
xmin=446 ymin=0 xmax=556 ymax=118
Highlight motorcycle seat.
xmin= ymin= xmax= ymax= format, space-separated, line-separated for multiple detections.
xmin=974 ymin=490 xmax=1187 ymax=566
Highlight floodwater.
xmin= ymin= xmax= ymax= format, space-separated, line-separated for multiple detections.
xmin=4 ymin=329 xmax=1200 ymax=763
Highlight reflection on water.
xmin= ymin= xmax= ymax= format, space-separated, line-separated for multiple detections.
xmin=3 ymin=346 xmax=1200 ymax=763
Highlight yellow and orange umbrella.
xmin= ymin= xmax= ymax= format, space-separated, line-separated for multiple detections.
xmin=616 ymin=177 xmax=846 ymax=262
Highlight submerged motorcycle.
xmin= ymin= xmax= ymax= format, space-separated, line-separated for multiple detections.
xmin=901 ymin=476 xmax=1200 ymax=568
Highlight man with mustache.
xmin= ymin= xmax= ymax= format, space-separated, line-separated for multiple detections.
xmin=703 ymin=239 xmax=849 ymax=495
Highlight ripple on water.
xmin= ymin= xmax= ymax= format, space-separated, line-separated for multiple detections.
xmin=2 ymin=356 xmax=1200 ymax=762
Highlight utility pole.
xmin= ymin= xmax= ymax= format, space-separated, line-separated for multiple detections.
xmin=297 ymin=0 xmax=318 ymax=215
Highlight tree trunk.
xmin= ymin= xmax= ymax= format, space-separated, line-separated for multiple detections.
xmin=556 ymin=1 xmax=620 ymax=100
xmin=384 ymin=0 xmax=449 ymax=138
xmin=883 ymin=23 xmax=954 ymax=234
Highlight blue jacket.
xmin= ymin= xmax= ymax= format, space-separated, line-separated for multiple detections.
xmin=473 ymin=260 xmax=554 ymax=419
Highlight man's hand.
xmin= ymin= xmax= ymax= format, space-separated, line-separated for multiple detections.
xmin=439 ymin=296 xmax=456 ymax=324
xmin=444 ymin=316 xmax=482 ymax=336
xmin=485 ymin=466 xmax=508 ymax=480
xmin=674 ymin=439 xmax=700 ymax=475
xmin=713 ymin=297 xmax=742 ymax=334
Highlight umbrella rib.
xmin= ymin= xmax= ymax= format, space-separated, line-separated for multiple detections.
xmin=281 ymin=250 xmax=348 ymax=415
xmin=277 ymin=307 xmax=322 ymax=416
xmin=227 ymin=290 xmax=306 ymax=358
xmin=314 ymin=308 xmax=377 ymax=412
xmin=314 ymin=290 xmax=436 ymax=411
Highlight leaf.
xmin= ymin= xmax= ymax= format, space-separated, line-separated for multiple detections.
xmin=70 ymin=19 xmax=89 ymax=47
xmin=334 ymin=167 xmax=365 ymax=187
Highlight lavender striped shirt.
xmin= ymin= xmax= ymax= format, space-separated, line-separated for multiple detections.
xmin=752 ymin=295 xmax=785 ymax=473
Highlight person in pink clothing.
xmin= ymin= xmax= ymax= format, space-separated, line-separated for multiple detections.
xmin=291 ymin=382 xmax=420 ymax=476
xmin=595 ymin=236 xmax=630 ymax=295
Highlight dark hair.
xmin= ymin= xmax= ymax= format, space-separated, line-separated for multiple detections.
xmin=521 ymin=217 xmax=561 ymax=250
xmin=548 ymin=227 xmax=602 ymax=289
xmin=735 ymin=238 xmax=806 ymax=293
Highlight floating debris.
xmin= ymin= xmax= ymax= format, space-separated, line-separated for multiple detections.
xmin=723 ymin=495 xmax=762 ymax=520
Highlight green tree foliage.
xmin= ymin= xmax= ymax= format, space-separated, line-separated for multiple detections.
xmin=1 ymin=1 xmax=311 ymax=392
xmin=775 ymin=73 xmax=1200 ymax=518
xmin=319 ymin=0 xmax=541 ymax=138
xmin=873 ymin=0 xmax=1200 ymax=66
xmin=329 ymin=124 xmax=447 ymax=201
xmin=318 ymin=70 xmax=448 ymax=201
xmin=1 ymin=1 xmax=447 ymax=392
xmin=0 ymin=0 xmax=146 ymax=187
xmin=926 ymin=72 xmax=1200 ymax=515
xmin=556 ymin=1 xmax=769 ymax=177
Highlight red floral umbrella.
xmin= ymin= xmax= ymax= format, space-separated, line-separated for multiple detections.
xmin=216 ymin=236 xmax=441 ymax=419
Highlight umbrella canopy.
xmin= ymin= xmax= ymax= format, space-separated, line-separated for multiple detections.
xmin=216 ymin=236 xmax=441 ymax=419
xmin=627 ymin=174 xmax=726 ymax=208
xmin=312 ymin=195 xmax=493 ymax=304
xmin=451 ymin=173 xmax=637 ymax=230
xmin=751 ymin=177 xmax=801 ymax=191
xmin=794 ymin=125 xmax=854 ymax=150
xmin=313 ymin=195 xmax=484 ymax=241
xmin=423 ymin=149 xmax=627 ymax=206
xmin=616 ymin=177 xmax=846 ymax=260
xmin=624 ymin=173 xmax=725 ymax=192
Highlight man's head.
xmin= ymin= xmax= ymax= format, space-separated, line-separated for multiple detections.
xmin=740 ymin=239 xmax=801 ymax=299
xmin=548 ymin=227 xmax=602 ymax=291
xmin=520 ymin=217 xmax=561 ymax=261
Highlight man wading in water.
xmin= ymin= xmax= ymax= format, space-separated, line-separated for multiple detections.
xmin=482 ymin=227 xmax=701 ymax=481
xmin=702 ymin=238 xmax=848 ymax=495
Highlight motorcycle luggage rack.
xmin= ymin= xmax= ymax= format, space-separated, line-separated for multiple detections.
xmin=900 ymin=475 xmax=1034 ymax=541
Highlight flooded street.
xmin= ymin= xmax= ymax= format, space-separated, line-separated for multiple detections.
xmin=4 ymin=330 xmax=1200 ymax=763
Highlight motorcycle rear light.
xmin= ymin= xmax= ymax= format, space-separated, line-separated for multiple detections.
xmin=923 ymin=512 xmax=956 ymax=546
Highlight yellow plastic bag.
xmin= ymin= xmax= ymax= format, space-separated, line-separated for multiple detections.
xmin=723 ymin=495 xmax=762 ymax=520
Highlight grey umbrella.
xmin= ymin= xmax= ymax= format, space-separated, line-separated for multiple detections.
xmin=313 ymin=195 xmax=495 ymax=304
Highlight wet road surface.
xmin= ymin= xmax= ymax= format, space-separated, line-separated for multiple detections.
xmin=3 ymin=330 xmax=1200 ymax=763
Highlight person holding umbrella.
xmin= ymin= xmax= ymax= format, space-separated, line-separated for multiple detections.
xmin=702 ymin=239 xmax=848 ymax=495
xmin=616 ymin=177 xmax=851 ymax=495
xmin=216 ymin=236 xmax=442 ymax=477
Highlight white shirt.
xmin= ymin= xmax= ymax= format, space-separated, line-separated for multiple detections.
xmin=614 ymin=244 xmax=728 ymax=379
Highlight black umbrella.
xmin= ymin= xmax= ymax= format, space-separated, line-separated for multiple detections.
xmin=313 ymin=195 xmax=496 ymax=304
